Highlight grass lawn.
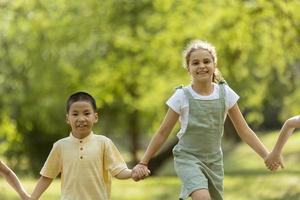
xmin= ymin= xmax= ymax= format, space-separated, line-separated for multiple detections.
xmin=1 ymin=130 xmax=300 ymax=200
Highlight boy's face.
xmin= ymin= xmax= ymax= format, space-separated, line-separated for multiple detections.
xmin=66 ymin=101 xmax=98 ymax=139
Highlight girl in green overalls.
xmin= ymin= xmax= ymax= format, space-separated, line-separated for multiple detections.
xmin=132 ymin=40 xmax=270 ymax=200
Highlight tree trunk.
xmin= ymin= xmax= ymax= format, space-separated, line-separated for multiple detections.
xmin=128 ymin=109 xmax=139 ymax=164
xmin=223 ymin=116 xmax=240 ymax=142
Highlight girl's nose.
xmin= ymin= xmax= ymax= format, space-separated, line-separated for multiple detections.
xmin=198 ymin=62 xmax=205 ymax=68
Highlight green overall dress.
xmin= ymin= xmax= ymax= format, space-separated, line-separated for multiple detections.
xmin=172 ymin=83 xmax=226 ymax=200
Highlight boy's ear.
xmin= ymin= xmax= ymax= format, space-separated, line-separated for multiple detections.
xmin=66 ymin=114 xmax=70 ymax=124
xmin=94 ymin=112 xmax=99 ymax=123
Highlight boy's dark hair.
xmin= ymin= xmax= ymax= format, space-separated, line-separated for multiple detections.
xmin=66 ymin=91 xmax=97 ymax=112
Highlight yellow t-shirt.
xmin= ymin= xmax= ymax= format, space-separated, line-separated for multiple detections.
xmin=40 ymin=132 xmax=128 ymax=200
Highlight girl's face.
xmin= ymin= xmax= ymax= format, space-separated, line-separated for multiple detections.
xmin=66 ymin=101 xmax=98 ymax=139
xmin=187 ymin=49 xmax=215 ymax=83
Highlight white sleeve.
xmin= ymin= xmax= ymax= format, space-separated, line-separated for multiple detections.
xmin=225 ymin=84 xmax=239 ymax=109
xmin=166 ymin=88 xmax=186 ymax=114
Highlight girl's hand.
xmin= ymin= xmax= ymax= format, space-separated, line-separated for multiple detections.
xmin=132 ymin=163 xmax=150 ymax=181
xmin=265 ymin=151 xmax=284 ymax=171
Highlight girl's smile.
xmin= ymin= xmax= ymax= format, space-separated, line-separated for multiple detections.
xmin=188 ymin=49 xmax=215 ymax=83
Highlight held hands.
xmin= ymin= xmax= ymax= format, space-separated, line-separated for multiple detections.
xmin=264 ymin=151 xmax=284 ymax=171
xmin=132 ymin=163 xmax=151 ymax=182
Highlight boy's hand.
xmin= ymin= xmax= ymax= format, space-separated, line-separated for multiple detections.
xmin=265 ymin=151 xmax=284 ymax=171
xmin=132 ymin=163 xmax=150 ymax=181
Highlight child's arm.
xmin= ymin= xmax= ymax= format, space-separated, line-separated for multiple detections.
xmin=272 ymin=115 xmax=300 ymax=153
xmin=31 ymin=176 xmax=53 ymax=200
xmin=228 ymin=104 xmax=269 ymax=159
xmin=265 ymin=115 xmax=300 ymax=170
xmin=115 ymin=169 xmax=132 ymax=179
xmin=133 ymin=108 xmax=179 ymax=181
xmin=0 ymin=161 xmax=30 ymax=200
xmin=114 ymin=165 xmax=150 ymax=181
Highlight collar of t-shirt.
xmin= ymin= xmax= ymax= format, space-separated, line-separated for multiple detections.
xmin=188 ymin=83 xmax=219 ymax=99
xmin=69 ymin=132 xmax=94 ymax=144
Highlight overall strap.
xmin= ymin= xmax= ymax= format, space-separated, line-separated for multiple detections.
xmin=174 ymin=85 xmax=192 ymax=99
xmin=182 ymin=87 xmax=193 ymax=100
xmin=219 ymin=83 xmax=225 ymax=99
xmin=218 ymin=83 xmax=226 ymax=131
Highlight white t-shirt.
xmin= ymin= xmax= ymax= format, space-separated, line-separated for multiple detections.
xmin=166 ymin=83 xmax=239 ymax=138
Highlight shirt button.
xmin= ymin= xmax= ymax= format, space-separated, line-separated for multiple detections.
xmin=80 ymin=141 xmax=82 ymax=143
xmin=80 ymin=147 xmax=83 ymax=150
xmin=80 ymin=156 xmax=83 ymax=159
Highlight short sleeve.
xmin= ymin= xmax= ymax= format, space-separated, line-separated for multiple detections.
xmin=166 ymin=88 xmax=186 ymax=114
xmin=224 ymin=84 xmax=239 ymax=109
xmin=104 ymin=139 xmax=128 ymax=177
xmin=40 ymin=142 xmax=62 ymax=179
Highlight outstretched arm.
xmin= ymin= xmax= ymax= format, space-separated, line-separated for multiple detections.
xmin=115 ymin=169 xmax=132 ymax=179
xmin=0 ymin=161 xmax=30 ymax=200
xmin=115 ymin=168 xmax=151 ymax=180
xmin=31 ymin=176 xmax=53 ymax=200
xmin=265 ymin=115 xmax=300 ymax=170
xmin=140 ymin=108 xmax=179 ymax=165
xmin=271 ymin=115 xmax=300 ymax=153
xmin=228 ymin=104 xmax=269 ymax=160
xmin=132 ymin=108 xmax=179 ymax=181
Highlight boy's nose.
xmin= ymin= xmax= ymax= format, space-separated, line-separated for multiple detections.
xmin=78 ymin=116 xmax=85 ymax=121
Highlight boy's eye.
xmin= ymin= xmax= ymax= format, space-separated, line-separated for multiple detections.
xmin=204 ymin=59 xmax=211 ymax=64
xmin=72 ymin=113 xmax=78 ymax=116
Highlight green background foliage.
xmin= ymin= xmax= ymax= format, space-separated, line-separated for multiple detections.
xmin=0 ymin=0 xmax=299 ymax=179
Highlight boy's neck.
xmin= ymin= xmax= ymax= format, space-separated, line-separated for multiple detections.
xmin=71 ymin=131 xmax=91 ymax=139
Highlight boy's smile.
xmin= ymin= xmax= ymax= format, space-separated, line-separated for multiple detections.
xmin=66 ymin=101 xmax=98 ymax=139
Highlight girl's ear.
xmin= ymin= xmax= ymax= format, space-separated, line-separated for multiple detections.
xmin=187 ymin=66 xmax=191 ymax=73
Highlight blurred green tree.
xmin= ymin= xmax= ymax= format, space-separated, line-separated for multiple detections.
xmin=0 ymin=0 xmax=299 ymax=174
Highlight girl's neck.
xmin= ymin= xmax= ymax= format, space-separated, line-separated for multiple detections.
xmin=191 ymin=81 xmax=214 ymax=96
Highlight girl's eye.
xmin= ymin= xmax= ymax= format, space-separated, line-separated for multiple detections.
xmin=72 ymin=113 xmax=78 ymax=116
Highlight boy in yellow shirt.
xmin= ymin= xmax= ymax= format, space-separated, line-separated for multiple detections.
xmin=0 ymin=160 xmax=30 ymax=199
xmin=31 ymin=91 xmax=143 ymax=200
